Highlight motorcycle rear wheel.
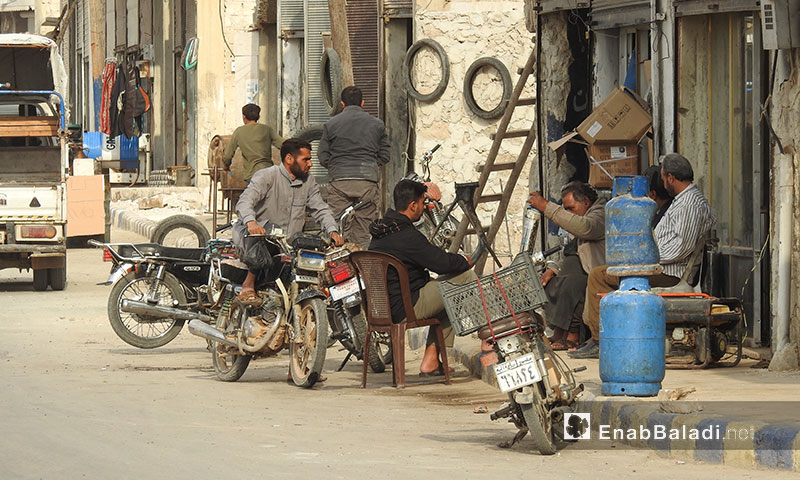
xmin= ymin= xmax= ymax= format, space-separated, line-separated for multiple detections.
xmin=107 ymin=272 xmax=187 ymax=349
xmin=212 ymin=298 xmax=251 ymax=382
xmin=290 ymin=298 xmax=329 ymax=388
xmin=349 ymin=310 xmax=385 ymax=373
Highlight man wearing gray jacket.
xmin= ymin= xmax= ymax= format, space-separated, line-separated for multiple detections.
xmin=233 ymin=138 xmax=343 ymax=302
xmin=318 ymin=86 xmax=390 ymax=247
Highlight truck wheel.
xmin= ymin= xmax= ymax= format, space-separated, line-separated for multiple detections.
xmin=33 ymin=269 xmax=48 ymax=291
xmin=49 ymin=267 xmax=67 ymax=291
xmin=150 ymin=215 xmax=211 ymax=248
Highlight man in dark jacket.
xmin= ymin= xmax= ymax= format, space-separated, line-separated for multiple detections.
xmin=369 ymin=180 xmax=476 ymax=376
xmin=319 ymin=86 xmax=390 ymax=248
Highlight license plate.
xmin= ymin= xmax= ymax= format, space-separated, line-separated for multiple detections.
xmin=329 ymin=276 xmax=361 ymax=301
xmin=494 ymin=353 xmax=542 ymax=393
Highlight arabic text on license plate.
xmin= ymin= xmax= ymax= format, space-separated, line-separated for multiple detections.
xmin=329 ymin=277 xmax=360 ymax=301
xmin=493 ymin=353 xmax=542 ymax=393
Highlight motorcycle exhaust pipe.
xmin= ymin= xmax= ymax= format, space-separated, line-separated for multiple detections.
xmin=120 ymin=299 xmax=216 ymax=323
xmin=187 ymin=319 xmax=238 ymax=347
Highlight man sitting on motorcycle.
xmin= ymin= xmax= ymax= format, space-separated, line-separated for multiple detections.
xmin=368 ymin=179 xmax=481 ymax=376
xmin=233 ymin=138 xmax=344 ymax=303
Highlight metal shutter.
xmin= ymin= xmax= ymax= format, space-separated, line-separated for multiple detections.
xmin=347 ymin=0 xmax=380 ymax=117
xmin=383 ymin=0 xmax=412 ymax=18
xmin=590 ymin=0 xmax=650 ymax=28
xmin=280 ymin=0 xmax=304 ymax=33
xmin=673 ymin=0 xmax=759 ymax=16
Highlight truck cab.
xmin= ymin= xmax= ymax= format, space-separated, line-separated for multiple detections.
xmin=0 ymin=34 xmax=69 ymax=290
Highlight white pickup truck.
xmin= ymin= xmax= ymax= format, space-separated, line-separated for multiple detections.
xmin=0 ymin=34 xmax=69 ymax=290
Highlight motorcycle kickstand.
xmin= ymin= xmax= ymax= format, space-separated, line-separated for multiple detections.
xmin=336 ymin=351 xmax=353 ymax=372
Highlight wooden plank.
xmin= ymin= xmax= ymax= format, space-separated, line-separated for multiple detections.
xmin=516 ymin=97 xmax=536 ymax=106
xmin=474 ymin=162 xmax=516 ymax=172
xmin=0 ymin=117 xmax=59 ymax=137
xmin=477 ymin=194 xmax=502 ymax=203
xmin=490 ymin=129 xmax=530 ymax=140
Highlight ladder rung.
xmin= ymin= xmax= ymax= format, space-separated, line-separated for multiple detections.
xmin=477 ymin=194 xmax=503 ymax=203
xmin=490 ymin=129 xmax=530 ymax=140
xmin=517 ymin=67 xmax=525 ymax=75
xmin=474 ymin=162 xmax=516 ymax=173
xmin=515 ymin=97 xmax=536 ymax=106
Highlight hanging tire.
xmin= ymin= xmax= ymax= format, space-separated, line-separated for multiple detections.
xmin=48 ymin=266 xmax=67 ymax=291
xmin=320 ymin=48 xmax=343 ymax=116
xmin=212 ymin=298 xmax=252 ymax=382
xmin=290 ymin=298 xmax=329 ymax=388
xmin=32 ymin=269 xmax=48 ymax=291
xmin=150 ymin=215 xmax=211 ymax=248
xmin=293 ymin=124 xmax=324 ymax=143
xmin=107 ymin=271 xmax=187 ymax=349
xmin=463 ymin=57 xmax=512 ymax=119
xmin=404 ymin=38 xmax=450 ymax=102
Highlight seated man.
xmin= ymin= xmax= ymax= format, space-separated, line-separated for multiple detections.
xmin=369 ymin=179 xmax=478 ymax=376
xmin=233 ymin=138 xmax=343 ymax=302
xmin=527 ymin=182 xmax=605 ymax=350
xmin=571 ymin=153 xmax=716 ymax=359
xmin=643 ymin=164 xmax=672 ymax=228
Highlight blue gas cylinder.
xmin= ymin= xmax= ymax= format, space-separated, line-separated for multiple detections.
xmin=605 ymin=176 xmax=660 ymax=276
xmin=599 ymin=277 xmax=665 ymax=396
xmin=600 ymin=175 xmax=665 ymax=397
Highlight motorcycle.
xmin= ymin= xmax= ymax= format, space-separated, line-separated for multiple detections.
xmin=322 ymin=201 xmax=391 ymax=373
xmin=187 ymin=225 xmax=329 ymax=388
xmin=441 ymin=245 xmax=585 ymax=455
xmin=404 ymin=144 xmax=464 ymax=251
xmin=89 ymin=237 xmax=238 ymax=349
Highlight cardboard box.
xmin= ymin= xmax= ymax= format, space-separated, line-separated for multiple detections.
xmin=576 ymin=87 xmax=651 ymax=144
xmin=67 ymin=175 xmax=105 ymax=236
xmin=586 ymin=144 xmax=639 ymax=189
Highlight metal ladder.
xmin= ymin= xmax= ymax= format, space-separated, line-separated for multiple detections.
xmin=448 ymin=45 xmax=539 ymax=274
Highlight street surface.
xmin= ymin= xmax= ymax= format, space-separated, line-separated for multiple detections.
xmin=0 ymin=238 xmax=791 ymax=479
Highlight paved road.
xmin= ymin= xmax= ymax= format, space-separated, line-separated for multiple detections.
xmin=0 ymin=243 xmax=787 ymax=479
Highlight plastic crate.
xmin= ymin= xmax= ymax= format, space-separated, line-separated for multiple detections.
xmin=439 ymin=252 xmax=548 ymax=336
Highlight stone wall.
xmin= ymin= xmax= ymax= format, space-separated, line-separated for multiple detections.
xmin=411 ymin=0 xmax=533 ymax=260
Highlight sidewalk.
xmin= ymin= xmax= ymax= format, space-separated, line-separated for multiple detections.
xmin=408 ymin=328 xmax=800 ymax=472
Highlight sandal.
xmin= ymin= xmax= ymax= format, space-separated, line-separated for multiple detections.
xmin=419 ymin=365 xmax=455 ymax=377
xmin=550 ymin=339 xmax=579 ymax=351
xmin=237 ymin=289 xmax=261 ymax=306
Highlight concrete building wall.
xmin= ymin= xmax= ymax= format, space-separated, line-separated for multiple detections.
xmin=411 ymin=0 xmax=533 ymax=258
xmin=195 ymin=0 xmax=266 ymax=191
xmin=34 ymin=0 xmax=59 ymax=35
xmin=768 ymin=48 xmax=800 ymax=370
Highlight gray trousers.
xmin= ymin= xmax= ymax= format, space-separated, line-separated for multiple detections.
xmin=411 ymin=269 xmax=477 ymax=348
xmin=327 ymin=179 xmax=380 ymax=249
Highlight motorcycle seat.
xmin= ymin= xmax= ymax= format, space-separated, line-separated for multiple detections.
xmin=118 ymin=243 xmax=206 ymax=261
xmin=477 ymin=312 xmax=534 ymax=341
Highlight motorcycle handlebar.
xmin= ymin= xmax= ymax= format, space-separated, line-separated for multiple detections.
xmin=430 ymin=143 xmax=441 ymax=154
xmin=542 ymin=245 xmax=562 ymax=258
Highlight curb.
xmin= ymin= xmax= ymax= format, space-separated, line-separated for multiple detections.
xmin=109 ymin=207 xmax=158 ymax=240
xmin=408 ymin=331 xmax=800 ymax=472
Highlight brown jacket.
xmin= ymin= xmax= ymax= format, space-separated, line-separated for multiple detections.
xmin=544 ymin=198 xmax=606 ymax=274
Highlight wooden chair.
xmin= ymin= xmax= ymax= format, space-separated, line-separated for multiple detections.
xmin=349 ymin=251 xmax=451 ymax=389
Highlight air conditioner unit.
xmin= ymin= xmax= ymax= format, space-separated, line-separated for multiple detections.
xmin=761 ymin=0 xmax=800 ymax=49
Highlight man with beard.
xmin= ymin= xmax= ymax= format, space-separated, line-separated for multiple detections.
xmin=233 ymin=138 xmax=344 ymax=302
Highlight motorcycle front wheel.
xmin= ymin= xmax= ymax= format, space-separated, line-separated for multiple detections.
xmin=107 ymin=272 xmax=187 ymax=349
xmin=517 ymin=382 xmax=565 ymax=455
xmin=290 ymin=298 xmax=329 ymax=388
xmin=211 ymin=298 xmax=251 ymax=382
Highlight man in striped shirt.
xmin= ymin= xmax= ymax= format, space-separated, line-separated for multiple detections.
xmin=569 ymin=153 xmax=716 ymax=359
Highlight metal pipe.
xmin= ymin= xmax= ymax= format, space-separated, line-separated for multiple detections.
xmin=187 ymin=320 xmax=238 ymax=347
xmin=773 ymin=151 xmax=794 ymax=353
xmin=120 ymin=299 xmax=216 ymax=323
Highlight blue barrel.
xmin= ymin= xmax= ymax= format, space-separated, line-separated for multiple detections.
xmin=600 ymin=175 xmax=665 ymax=397
xmin=83 ymin=132 xmax=139 ymax=169
xmin=605 ymin=176 xmax=660 ymax=276
xmin=600 ymin=277 xmax=665 ymax=396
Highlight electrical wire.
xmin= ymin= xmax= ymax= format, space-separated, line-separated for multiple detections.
xmin=218 ymin=0 xmax=235 ymax=58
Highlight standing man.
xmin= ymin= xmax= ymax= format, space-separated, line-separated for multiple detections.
xmin=527 ymin=182 xmax=605 ymax=350
xmin=319 ymin=86 xmax=390 ymax=248
xmin=572 ymin=153 xmax=715 ymax=359
xmin=233 ymin=138 xmax=343 ymax=302
xmin=223 ymin=103 xmax=285 ymax=182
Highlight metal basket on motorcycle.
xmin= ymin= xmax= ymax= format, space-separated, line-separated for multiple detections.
xmin=439 ymin=252 xmax=548 ymax=337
